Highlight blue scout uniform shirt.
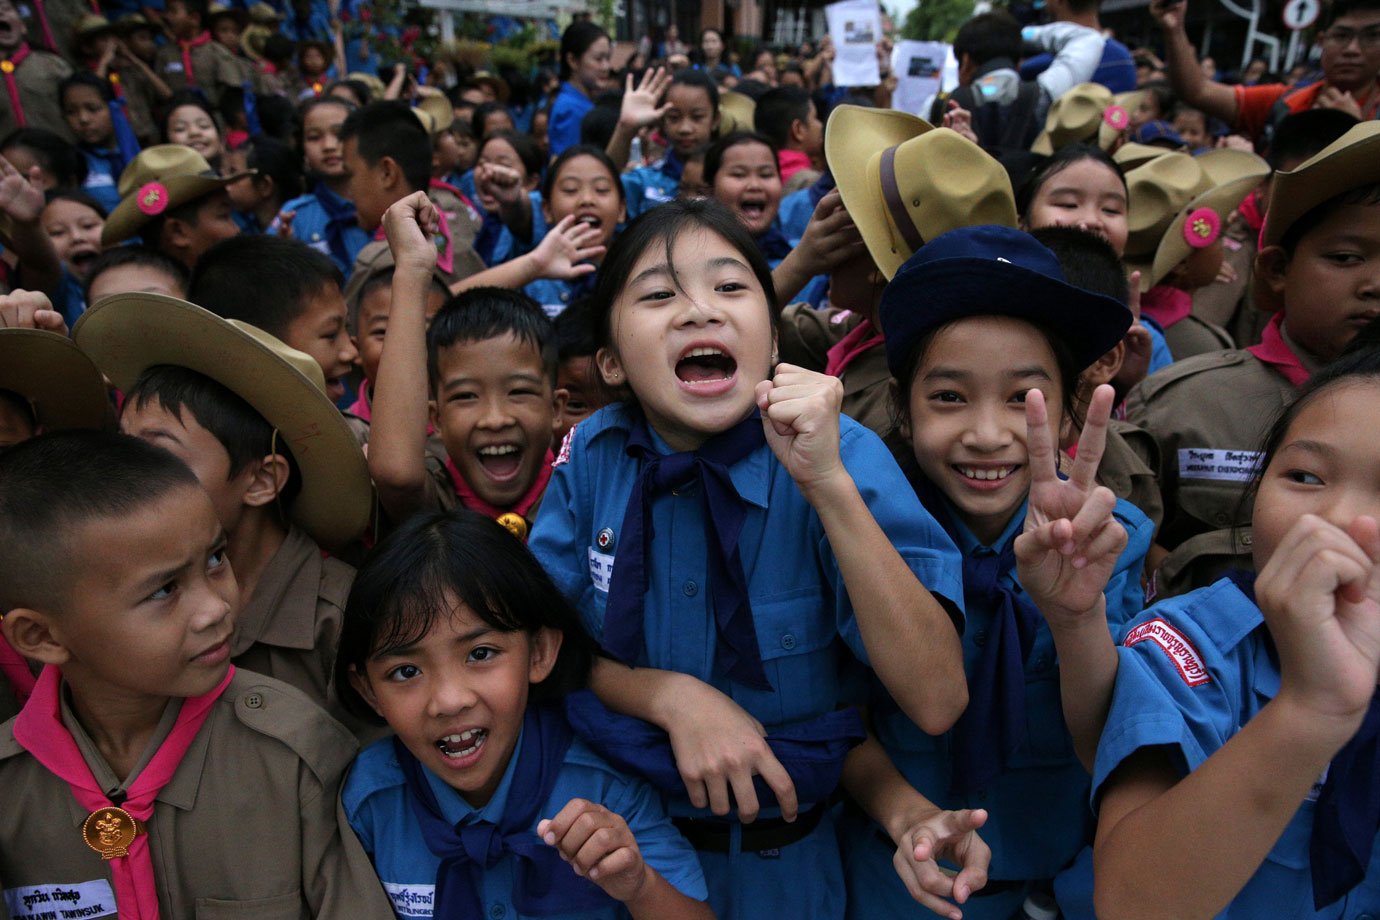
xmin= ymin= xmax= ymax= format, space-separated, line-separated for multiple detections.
xmin=621 ymin=153 xmax=682 ymax=220
xmin=78 ymin=145 xmax=123 ymax=213
xmin=548 ymin=82 xmax=594 ymax=159
xmin=528 ymin=403 xmax=965 ymax=920
xmin=844 ymin=496 xmax=1152 ymax=919
xmin=476 ymin=191 xmax=545 ymax=267
xmin=345 ymin=729 xmax=707 ymax=920
xmin=1091 ymin=578 xmax=1380 ymax=919
xmin=1143 ymin=315 xmax=1174 ymax=375
xmin=276 ymin=183 xmax=370 ymax=275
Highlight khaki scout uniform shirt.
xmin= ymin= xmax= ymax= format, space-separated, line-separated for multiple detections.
xmin=1191 ymin=213 xmax=1272 ymax=350
xmin=0 ymin=678 xmax=20 ymax=727
xmin=1161 ymin=314 xmax=1235 ymax=363
xmin=153 ymin=38 xmax=249 ymax=105
xmin=778 ymin=303 xmax=895 ymax=442
xmin=0 ymin=49 xmax=74 ymax=139
xmin=1127 ymin=348 xmax=1299 ymax=598
xmin=1097 ymin=419 xmax=1163 ymax=535
xmin=231 ymin=525 xmax=352 ymax=715
xmin=0 ymin=670 xmax=394 ymax=920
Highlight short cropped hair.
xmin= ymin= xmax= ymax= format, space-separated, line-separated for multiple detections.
xmin=1028 ymin=225 xmax=1129 ymax=305
xmin=83 ymin=245 xmax=190 ymax=304
xmin=953 ymin=11 xmax=1023 ymax=68
xmin=0 ymin=431 xmax=200 ymax=612
xmin=187 ymin=234 xmax=342 ymax=340
xmin=338 ymin=100 xmax=433 ymax=194
xmin=756 ymin=85 xmax=812 ymax=150
xmin=427 ymin=287 xmax=558 ymax=388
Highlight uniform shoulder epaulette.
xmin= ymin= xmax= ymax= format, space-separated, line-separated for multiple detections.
xmin=227 ymin=671 xmax=356 ymax=784
xmin=318 ymin=555 xmax=355 ymax=611
xmin=1135 ymin=349 xmax=1252 ymax=402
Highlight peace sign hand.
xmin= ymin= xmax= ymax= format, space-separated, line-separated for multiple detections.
xmin=1015 ymin=384 xmax=1128 ymax=624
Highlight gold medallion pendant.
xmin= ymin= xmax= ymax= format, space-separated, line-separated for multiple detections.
xmin=496 ymin=513 xmax=529 ymax=542
xmin=82 ymin=806 xmax=142 ymax=860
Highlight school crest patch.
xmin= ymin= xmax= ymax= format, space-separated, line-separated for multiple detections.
xmin=1125 ymin=618 xmax=1211 ymax=687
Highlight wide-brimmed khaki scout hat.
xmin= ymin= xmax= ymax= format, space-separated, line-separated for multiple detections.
xmin=1112 ymin=141 xmax=1167 ymax=171
xmin=1101 ymin=89 xmax=1148 ymax=148
xmin=248 ymin=2 xmax=282 ymax=24
xmin=826 ymin=104 xmax=1017 ymax=280
xmin=719 ymin=91 xmax=756 ymax=134
xmin=73 ymin=294 xmax=372 ymax=550
xmin=73 ymin=14 xmax=115 ymax=43
xmin=1261 ymin=121 xmax=1380 ymax=248
xmin=0 ymin=329 xmax=111 ymax=432
xmin=1031 ymin=82 xmax=1114 ymax=155
xmin=1124 ymin=148 xmax=1269 ymax=290
xmin=413 ymin=91 xmax=455 ymax=137
xmin=102 ymin=146 xmax=252 ymax=246
xmin=469 ymin=70 xmax=511 ymax=104
xmin=346 ymin=71 xmax=388 ymax=99
xmin=207 ymin=3 xmax=246 ymax=28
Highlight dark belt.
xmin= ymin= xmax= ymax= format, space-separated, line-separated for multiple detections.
xmin=674 ymin=802 xmax=826 ymax=854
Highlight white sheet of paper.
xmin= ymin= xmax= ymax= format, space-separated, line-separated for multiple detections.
xmin=826 ymin=0 xmax=882 ymax=86
xmin=890 ymin=40 xmax=950 ymax=116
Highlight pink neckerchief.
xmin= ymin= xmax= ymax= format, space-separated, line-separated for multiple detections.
xmin=1140 ymin=285 xmax=1194 ymax=330
xmin=0 ymin=632 xmax=36 ymax=706
xmin=2 ymin=44 xmax=32 ymax=128
xmin=1247 ymin=312 xmax=1311 ymax=387
xmin=372 ymin=206 xmax=455 ymax=275
xmin=179 ymin=32 xmax=211 ymax=87
xmin=778 ymin=149 xmax=813 ymax=182
xmin=1239 ymin=188 xmax=1265 ymax=247
xmin=444 ymin=450 xmax=553 ymax=520
xmin=346 ymin=378 xmax=372 ymax=421
xmin=825 ymin=317 xmax=885 ymax=378
xmin=14 ymin=665 xmax=234 ymax=920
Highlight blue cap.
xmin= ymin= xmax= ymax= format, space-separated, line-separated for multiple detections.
xmin=1131 ymin=119 xmax=1186 ymax=149
xmin=879 ymin=225 xmax=1133 ymax=378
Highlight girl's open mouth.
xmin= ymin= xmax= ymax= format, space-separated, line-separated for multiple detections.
xmin=676 ymin=347 xmax=737 ymax=385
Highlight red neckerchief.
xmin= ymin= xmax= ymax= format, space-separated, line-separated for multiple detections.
xmin=179 ymin=31 xmax=211 ymax=87
xmin=14 ymin=665 xmax=235 ymax=920
xmin=824 ymin=317 xmax=885 ymax=378
xmin=444 ymin=450 xmax=554 ymax=520
xmin=2 ymin=44 xmax=32 ymax=127
xmin=27 ymin=0 xmax=56 ymax=52
xmin=1141 ymin=285 xmax=1194 ymax=330
xmin=0 ymin=631 xmax=36 ymax=706
xmin=1247 ymin=312 xmax=1311 ymax=387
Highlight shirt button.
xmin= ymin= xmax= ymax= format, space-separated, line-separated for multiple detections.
xmin=1034 ymin=653 xmax=1052 ymax=672
xmin=682 ymin=580 xmax=698 ymax=597
xmin=1241 ymin=532 xmax=1253 ymax=546
xmin=310 ymin=232 xmax=320 ymax=241
xmin=1214 ymin=512 xmax=1230 ymax=526
xmin=973 ymin=629 xmax=988 ymax=648
xmin=781 ymin=633 xmax=797 ymax=651
xmin=244 ymin=692 xmax=263 ymax=709
xmin=489 ymin=905 xmax=506 ymax=919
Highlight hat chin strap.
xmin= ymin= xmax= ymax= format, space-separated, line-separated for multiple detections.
xmin=879 ymin=147 xmax=925 ymax=254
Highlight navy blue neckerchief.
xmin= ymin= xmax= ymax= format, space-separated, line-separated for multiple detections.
xmin=1229 ymin=570 xmax=1380 ymax=909
xmin=392 ymin=703 xmax=613 ymax=919
xmin=474 ymin=210 xmax=506 ymax=266
xmin=912 ymin=471 xmax=1042 ymax=795
xmin=658 ymin=149 xmax=685 ymax=182
xmin=807 ymin=169 xmax=835 ymax=209
xmin=754 ymin=223 xmax=793 ymax=263
xmin=314 ymin=180 xmax=359 ymax=270
xmin=603 ymin=410 xmax=771 ymax=690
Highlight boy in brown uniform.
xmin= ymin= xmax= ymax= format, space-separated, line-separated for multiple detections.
xmin=1128 ymin=121 xmax=1380 ymax=598
xmin=152 ymin=0 xmax=251 ymax=106
xmin=0 ymin=431 xmax=392 ymax=918
xmin=0 ymin=0 xmax=74 ymax=140
xmin=72 ymin=293 xmax=373 ymax=714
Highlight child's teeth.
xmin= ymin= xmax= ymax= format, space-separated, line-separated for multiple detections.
xmin=685 ymin=347 xmax=724 ymax=358
xmin=478 ymin=445 xmax=519 ymax=456
xmin=437 ymin=729 xmax=487 ymax=758
xmin=960 ymin=466 xmax=1014 ymax=481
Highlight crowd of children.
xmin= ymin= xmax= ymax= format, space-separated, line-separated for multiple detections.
xmin=3 ymin=0 xmax=1380 ymax=917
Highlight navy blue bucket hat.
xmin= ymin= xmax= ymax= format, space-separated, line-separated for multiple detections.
xmin=879 ymin=225 xmax=1133 ymax=379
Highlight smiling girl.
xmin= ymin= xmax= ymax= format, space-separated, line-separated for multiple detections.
xmin=707 ymin=132 xmax=791 ymax=266
xmin=275 ymin=96 xmax=370 ymax=274
xmin=549 ymin=21 xmax=612 ymax=159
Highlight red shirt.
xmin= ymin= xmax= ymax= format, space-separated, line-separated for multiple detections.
xmin=1233 ymin=80 xmax=1380 ymax=141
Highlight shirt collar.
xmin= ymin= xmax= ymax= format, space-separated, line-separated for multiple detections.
xmin=603 ymin=405 xmax=771 ymax=509
xmin=943 ymin=497 xmax=1028 ymax=555
xmin=230 ymin=526 xmax=323 ymax=655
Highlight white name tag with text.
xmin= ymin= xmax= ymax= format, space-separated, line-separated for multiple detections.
xmin=589 ymin=548 xmax=615 ymax=593
xmin=1177 ymin=448 xmax=1261 ymax=482
xmin=4 ymin=881 xmax=116 ymax=920
xmin=383 ymin=882 xmax=435 ymax=918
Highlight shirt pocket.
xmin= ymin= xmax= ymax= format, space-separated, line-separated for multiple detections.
xmin=740 ymin=586 xmax=838 ymax=726
xmin=195 ymin=892 xmax=306 ymax=920
xmin=1176 ymin=478 xmax=1250 ymax=534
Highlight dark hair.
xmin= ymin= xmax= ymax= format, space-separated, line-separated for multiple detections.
xmin=0 ymin=431 xmax=200 ymax=612
xmin=559 ymin=20 xmax=609 ymax=81
xmin=541 ymin=144 xmax=625 ymax=204
xmin=334 ymin=510 xmax=596 ymax=724
xmin=83 ymin=245 xmax=190 ymax=303
xmin=1324 ymin=0 xmax=1380 ymax=28
xmin=139 ymin=195 xmax=220 ymax=249
xmin=188 ymin=235 xmax=342 ymax=338
xmin=44 ymin=187 xmax=108 ymax=219
xmin=327 ymin=78 xmax=373 ymax=106
xmin=471 ymin=100 xmax=513 ymax=138
xmin=578 ymin=96 xmax=621 ymax=149
xmin=668 ymin=68 xmax=720 ymax=117
xmin=338 ymin=100 xmax=432 ymax=193
xmin=125 ymin=365 xmax=303 ymax=508
xmin=953 ymin=11 xmax=1022 ymax=68
xmin=1138 ymin=81 xmax=1175 ymax=122
xmin=1267 ymin=108 xmax=1359 ymax=170
xmin=160 ymin=91 xmax=220 ymax=142
xmin=238 ymin=135 xmax=304 ymax=208
xmin=169 ymin=0 xmax=208 ymax=21
xmin=349 ymin=267 xmax=449 ymax=332
xmin=294 ymin=95 xmax=355 ymax=162
xmin=1028 ymin=226 xmax=1129 ymax=306
xmin=755 ymin=85 xmax=812 ymax=150
xmin=427 ymin=287 xmax=558 ymax=388
xmin=263 ymin=32 xmax=295 ymax=66
xmin=1280 ymin=183 xmax=1380 ymax=256
xmin=590 ymin=198 xmax=777 ymax=351
xmin=703 ymin=130 xmax=779 ymax=184
xmin=0 ymin=128 xmax=87 ymax=187
xmin=479 ymin=130 xmax=543 ymax=180
xmin=253 ymin=94 xmax=296 ymax=144
xmin=1016 ymin=142 xmax=1126 ymax=218
xmin=59 ymin=71 xmax=115 ymax=108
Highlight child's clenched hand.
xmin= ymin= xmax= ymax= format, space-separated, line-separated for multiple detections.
xmin=755 ymin=364 xmax=845 ymax=494
xmin=382 ymin=191 xmax=440 ymax=272
xmin=892 ymin=807 xmax=990 ymax=920
xmin=0 ymin=290 xmax=66 ymax=333
xmin=539 ymin=799 xmax=653 ymax=903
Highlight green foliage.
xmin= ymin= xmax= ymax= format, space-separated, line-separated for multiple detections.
xmin=901 ymin=0 xmax=978 ymax=42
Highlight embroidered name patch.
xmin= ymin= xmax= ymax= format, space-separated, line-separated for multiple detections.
xmin=589 ymin=547 xmax=615 ymax=593
xmin=4 ymin=881 xmax=116 ymax=920
xmin=1177 ymin=448 xmax=1261 ymax=483
xmin=383 ymin=883 xmax=435 ymax=918
xmin=1125 ymin=618 xmax=1211 ymax=686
